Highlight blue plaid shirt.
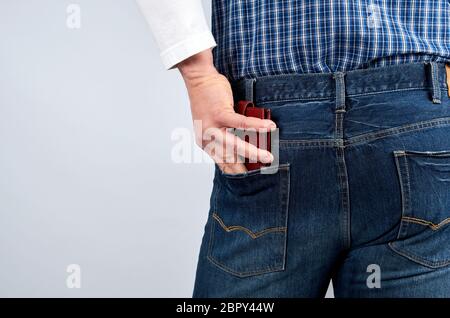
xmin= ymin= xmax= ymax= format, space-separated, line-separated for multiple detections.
xmin=212 ymin=0 xmax=450 ymax=80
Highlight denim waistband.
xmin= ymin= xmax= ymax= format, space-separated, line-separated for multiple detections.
xmin=230 ymin=62 xmax=449 ymax=105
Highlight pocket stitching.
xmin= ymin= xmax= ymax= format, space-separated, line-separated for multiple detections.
xmin=395 ymin=150 xmax=450 ymax=226
xmin=390 ymin=150 xmax=450 ymax=268
xmin=206 ymin=254 xmax=286 ymax=278
xmin=393 ymin=152 xmax=411 ymax=239
xmin=220 ymin=164 xmax=290 ymax=179
xmin=207 ymin=214 xmax=287 ymax=278
xmin=388 ymin=242 xmax=450 ymax=268
xmin=399 ymin=150 xmax=450 ymax=158
xmin=207 ymin=165 xmax=290 ymax=277
xmin=402 ymin=216 xmax=450 ymax=231
xmin=212 ymin=213 xmax=287 ymax=239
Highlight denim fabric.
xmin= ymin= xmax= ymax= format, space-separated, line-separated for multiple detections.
xmin=193 ymin=62 xmax=450 ymax=298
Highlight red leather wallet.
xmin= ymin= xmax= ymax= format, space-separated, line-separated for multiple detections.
xmin=234 ymin=100 xmax=272 ymax=171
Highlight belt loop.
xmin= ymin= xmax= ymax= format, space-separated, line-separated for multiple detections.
xmin=244 ymin=78 xmax=256 ymax=102
xmin=430 ymin=62 xmax=442 ymax=104
xmin=333 ymin=72 xmax=346 ymax=111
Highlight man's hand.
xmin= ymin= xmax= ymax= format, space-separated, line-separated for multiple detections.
xmin=178 ymin=49 xmax=276 ymax=175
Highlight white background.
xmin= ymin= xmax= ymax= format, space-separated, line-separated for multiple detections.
xmin=0 ymin=0 xmax=333 ymax=297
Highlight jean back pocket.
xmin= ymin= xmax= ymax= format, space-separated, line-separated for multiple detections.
xmin=389 ymin=150 xmax=450 ymax=268
xmin=207 ymin=164 xmax=290 ymax=277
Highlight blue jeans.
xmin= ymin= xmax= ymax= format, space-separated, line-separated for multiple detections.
xmin=193 ymin=62 xmax=450 ymax=297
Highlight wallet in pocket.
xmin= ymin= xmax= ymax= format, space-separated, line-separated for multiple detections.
xmin=234 ymin=100 xmax=272 ymax=171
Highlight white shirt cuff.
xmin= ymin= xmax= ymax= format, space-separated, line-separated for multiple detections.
xmin=160 ymin=31 xmax=217 ymax=70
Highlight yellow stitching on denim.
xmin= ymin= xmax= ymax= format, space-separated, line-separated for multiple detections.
xmin=402 ymin=216 xmax=450 ymax=231
xmin=212 ymin=213 xmax=286 ymax=239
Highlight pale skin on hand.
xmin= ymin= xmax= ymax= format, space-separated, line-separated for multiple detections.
xmin=177 ymin=48 xmax=276 ymax=175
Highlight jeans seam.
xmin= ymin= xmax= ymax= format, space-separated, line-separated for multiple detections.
xmin=258 ymin=96 xmax=333 ymax=105
xmin=393 ymin=153 xmax=408 ymax=240
xmin=345 ymin=117 xmax=450 ymax=147
xmin=402 ymin=154 xmax=412 ymax=238
xmin=279 ymin=118 xmax=450 ymax=148
xmin=255 ymin=87 xmax=448 ymax=105
xmin=337 ymin=146 xmax=351 ymax=249
xmin=388 ymin=242 xmax=450 ymax=268
xmin=280 ymin=163 xmax=290 ymax=272
xmin=334 ymin=83 xmax=351 ymax=249
xmin=206 ymin=180 xmax=220 ymax=264
xmin=346 ymin=86 xmax=448 ymax=98
xmin=280 ymin=140 xmax=338 ymax=148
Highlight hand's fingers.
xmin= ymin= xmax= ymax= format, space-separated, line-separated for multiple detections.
xmin=202 ymin=128 xmax=238 ymax=164
xmin=223 ymin=130 xmax=273 ymax=164
xmin=217 ymin=163 xmax=247 ymax=175
xmin=202 ymin=128 xmax=273 ymax=164
xmin=217 ymin=112 xmax=276 ymax=130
